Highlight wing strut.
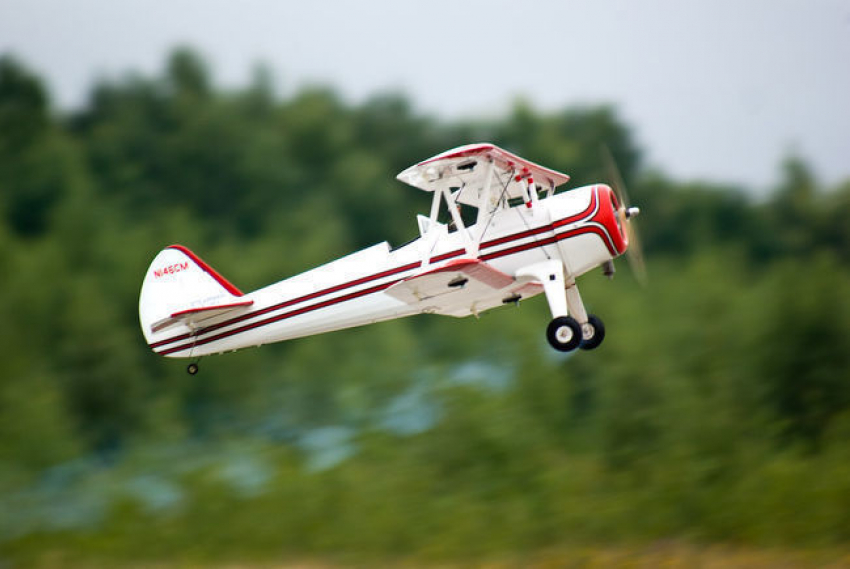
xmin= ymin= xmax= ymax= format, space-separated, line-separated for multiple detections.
xmin=474 ymin=158 xmax=497 ymax=227
xmin=421 ymin=184 xmax=478 ymax=266
xmin=442 ymin=186 xmax=474 ymax=256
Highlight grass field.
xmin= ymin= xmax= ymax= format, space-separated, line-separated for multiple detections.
xmin=11 ymin=544 xmax=850 ymax=569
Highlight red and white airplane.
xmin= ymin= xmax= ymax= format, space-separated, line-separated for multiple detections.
xmin=140 ymin=144 xmax=641 ymax=374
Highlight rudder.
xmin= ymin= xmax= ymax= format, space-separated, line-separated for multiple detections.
xmin=139 ymin=245 xmax=245 ymax=346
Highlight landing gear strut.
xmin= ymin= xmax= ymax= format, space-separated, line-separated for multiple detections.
xmin=517 ymin=260 xmax=606 ymax=353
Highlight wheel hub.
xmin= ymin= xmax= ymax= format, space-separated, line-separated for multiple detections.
xmin=556 ymin=326 xmax=574 ymax=342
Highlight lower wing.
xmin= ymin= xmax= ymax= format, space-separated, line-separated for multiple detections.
xmin=385 ymin=258 xmax=542 ymax=317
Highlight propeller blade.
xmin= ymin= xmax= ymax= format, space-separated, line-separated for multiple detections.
xmin=601 ymin=145 xmax=648 ymax=286
xmin=601 ymin=145 xmax=631 ymax=208
xmin=624 ymin=212 xmax=648 ymax=286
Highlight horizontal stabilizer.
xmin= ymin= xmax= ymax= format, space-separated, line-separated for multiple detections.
xmin=151 ymin=299 xmax=254 ymax=333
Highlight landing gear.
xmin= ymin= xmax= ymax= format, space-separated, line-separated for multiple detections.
xmin=580 ymin=314 xmax=605 ymax=350
xmin=187 ymin=362 xmax=199 ymax=375
xmin=517 ymin=260 xmax=607 ymax=353
xmin=547 ymin=316 xmax=583 ymax=352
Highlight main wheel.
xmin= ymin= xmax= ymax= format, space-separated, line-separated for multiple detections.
xmin=546 ymin=316 xmax=583 ymax=352
xmin=187 ymin=363 xmax=199 ymax=375
xmin=580 ymin=314 xmax=606 ymax=350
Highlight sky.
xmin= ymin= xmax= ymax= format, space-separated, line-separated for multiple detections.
xmin=2 ymin=0 xmax=849 ymax=192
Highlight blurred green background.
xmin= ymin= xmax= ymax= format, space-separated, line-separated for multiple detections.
xmin=1 ymin=49 xmax=850 ymax=566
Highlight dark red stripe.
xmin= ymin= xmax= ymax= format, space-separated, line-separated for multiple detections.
xmin=149 ymin=260 xmax=422 ymax=349
xmin=151 ymin=191 xmax=600 ymax=352
xmin=158 ymin=281 xmax=394 ymax=356
xmin=158 ymin=224 xmax=614 ymax=356
xmin=431 ymin=190 xmax=596 ymax=261
xmin=479 ymin=224 xmax=549 ymax=249
xmin=558 ymin=225 xmax=618 ymax=256
xmin=552 ymin=187 xmax=598 ymax=228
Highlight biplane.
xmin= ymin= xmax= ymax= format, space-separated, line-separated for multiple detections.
xmin=139 ymin=144 xmax=641 ymax=374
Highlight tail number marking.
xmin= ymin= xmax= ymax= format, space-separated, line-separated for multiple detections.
xmin=153 ymin=262 xmax=190 ymax=278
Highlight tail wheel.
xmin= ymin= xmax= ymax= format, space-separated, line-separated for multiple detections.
xmin=187 ymin=363 xmax=199 ymax=375
xmin=546 ymin=316 xmax=582 ymax=352
xmin=580 ymin=314 xmax=605 ymax=350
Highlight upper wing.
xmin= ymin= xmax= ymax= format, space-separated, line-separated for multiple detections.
xmin=396 ymin=143 xmax=570 ymax=207
xmin=385 ymin=258 xmax=541 ymax=317
xmin=150 ymin=299 xmax=254 ymax=333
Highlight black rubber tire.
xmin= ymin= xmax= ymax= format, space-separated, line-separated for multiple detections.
xmin=580 ymin=314 xmax=606 ymax=350
xmin=546 ymin=316 xmax=583 ymax=352
xmin=187 ymin=363 xmax=199 ymax=375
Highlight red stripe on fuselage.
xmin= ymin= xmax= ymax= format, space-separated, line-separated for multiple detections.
xmin=151 ymin=190 xmax=604 ymax=354
xmin=158 ymin=281 xmax=393 ymax=356
xmin=149 ymin=260 xmax=422 ymax=348
xmin=157 ymin=223 xmax=615 ymax=357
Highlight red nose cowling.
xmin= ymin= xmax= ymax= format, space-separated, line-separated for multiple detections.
xmin=591 ymin=184 xmax=629 ymax=256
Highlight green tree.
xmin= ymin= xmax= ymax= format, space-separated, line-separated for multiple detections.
xmin=754 ymin=258 xmax=850 ymax=447
xmin=0 ymin=56 xmax=65 ymax=236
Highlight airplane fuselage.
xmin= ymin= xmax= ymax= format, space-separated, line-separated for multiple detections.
xmin=144 ymin=184 xmax=626 ymax=358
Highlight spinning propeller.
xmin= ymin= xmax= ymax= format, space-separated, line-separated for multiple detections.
xmin=601 ymin=145 xmax=648 ymax=286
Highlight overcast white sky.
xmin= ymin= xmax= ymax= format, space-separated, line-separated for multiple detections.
xmin=2 ymin=0 xmax=849 ymax=191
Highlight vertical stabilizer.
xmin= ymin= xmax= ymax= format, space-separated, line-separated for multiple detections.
xmin=139 ymin=245 xmax=246 ymax=346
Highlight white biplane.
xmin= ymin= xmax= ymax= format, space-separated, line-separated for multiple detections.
xmin=140 ymin=143 xmax=641 ymax=374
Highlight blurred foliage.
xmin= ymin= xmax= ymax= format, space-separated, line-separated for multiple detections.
xmin=1 ymin=49 xmax=850 ymax=564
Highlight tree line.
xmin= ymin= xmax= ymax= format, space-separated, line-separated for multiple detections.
xmin=1 ymin=49 xmax=849 ymax=563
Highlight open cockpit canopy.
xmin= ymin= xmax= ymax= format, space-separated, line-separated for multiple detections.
xmin=396 ymin=143 xmax=570 ymax=209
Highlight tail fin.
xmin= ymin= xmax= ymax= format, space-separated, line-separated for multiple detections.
xmin=139 ymin=245 xmax=248 ymax=345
